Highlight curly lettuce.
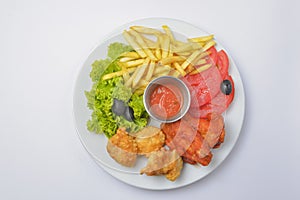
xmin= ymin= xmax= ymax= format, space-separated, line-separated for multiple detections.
xmin=85 ymin=42 xmax=148 ymax=138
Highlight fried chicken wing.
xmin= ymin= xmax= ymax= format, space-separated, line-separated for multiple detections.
xmin=134 ymin=126 xmax=165 ymax=155
xmin=106 ymin=128 xmax=137 ymax=167
xmin=140 ymin=149 xmax=183 ymax=181
xmin=161 ymin=120 xmax=212 ymax=166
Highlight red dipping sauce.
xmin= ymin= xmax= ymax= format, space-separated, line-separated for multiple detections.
xmin=149 ymin=84 xmax=182 ymax=119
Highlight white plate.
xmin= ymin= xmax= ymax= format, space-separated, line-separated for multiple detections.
xmin=73 ymin=18 xmax=245 ymax=190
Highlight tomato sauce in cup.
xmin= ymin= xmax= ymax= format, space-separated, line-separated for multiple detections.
xmin=149 ymin=85 xmax=182 ymax=118
xmin=143 ymin=76 xmax=190 ymax=123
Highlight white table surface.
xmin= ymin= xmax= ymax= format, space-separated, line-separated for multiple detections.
xmin=1 ymin=0 xmax=299 ymax=199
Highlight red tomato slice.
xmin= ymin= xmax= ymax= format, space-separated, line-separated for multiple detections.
xmin=205 ymin=46 xmax=218 ymax=66
xmin=188 ymin=75 xmax=235 ymax=118
xmin=217 ymin=50 xmax=229 ymax=79
xmin=182 ymin=66 xmax=222 ymax=107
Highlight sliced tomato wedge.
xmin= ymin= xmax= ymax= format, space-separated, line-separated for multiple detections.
xmin=217 ymin=50 xmax=229 ymax=79
xmin=188 ymin=75 xmax=235 ymax=118
xmin=181 ymin=66 xmax=222 ymax=107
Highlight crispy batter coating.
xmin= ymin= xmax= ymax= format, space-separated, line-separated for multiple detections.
xmin=106 ymin=128 xmax=137 ymax=167
xmin=161 ymin=112 xmax=226 ymax=166
xmin=183 ymin=112 xmax=225 ymax=148
xmin=161 ymin=120 xmax=212 ymax=166
xmin=212 ymin=128 xmax=225 ymax=149
xmin=134 ymin=126 xmax=165 ymax=155
xmin=140 ymin=149 xmax=183 ymax=181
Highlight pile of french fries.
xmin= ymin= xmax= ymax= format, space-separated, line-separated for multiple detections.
xmin=102 ymin=25 xmax=217 ymax=94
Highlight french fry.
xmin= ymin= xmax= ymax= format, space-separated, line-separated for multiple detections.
xmin=124 ymin=66 xmax=142 ymax=88
xmin=154 ymin=40 xmax=162 ymax=60
xmin=122 ymin=58 xmax=145 ymax=68
xmin=125 ymin=68 xmax=138 ymax=87
xmin=122 ymin=30 xmax=147 ymax=58
xmin=173 ymin=42 xmax=202 ymax=53
xmin=128 ymin=29 xmax=157 ymax=61
xmin=168 ymin=44 xmax=173 ymax=58
xmin=143 ymin=37 xmax=156 ymax=49
xmin=126 ymin=67 xmax=137 ymax=74
xmin=145 ymin=60 xmax=156 ymax=81
xmin=158 ymin=56 xmax=185 ymax=66
xmin=162 ymin=25 xmax=175 ymax=44
xmin=132 ymin=65 xmax=147 ymax=88
xmin=173 ymin=62 xmax=187 ymax=76
xmin=153 ymin=65 xmax=171 ymax=76
xmin=120 ymin=25 xmax=218 ymax=93
xmin=175 ymin=51 xmax=192 ymax=57
xmin=190 ymin=63 xmax=212 ymax=75
xmin=161 ymin=35 xmax=170 ymax=59
xmin=102 ymin=70 xmax=125 ymax=80
xmin=132 ymin=58 xmax=150 ymax=88
xmin=152 ymin=71 xmax=170 ymax=78
xmin=119 ymin=57 xmax=138 ymax=62
xmin=188 ymin=52 xmax=208 ymax=66
xmin=174 ymin=40 xmax=185 ymax=46
xmin=121 ymin=65 xmax=129 ymax=82
xmin=202 ymin=39 xmax=216 ymax=51
xmin=181 ymin=49 xmax=202 ymax=70
xmin=170 ymin=69 xmax=181 ymax=78
xmin=168 ymin=43 xmax=174 ymax=57
xmin=130 ymin=26 xmax=162 ymax=35
xmin=185 ymin=64 xmax=195 ymax=74
xmin=188 ymin=34 xmax=214 ymax=43
xmin=134 ymin=88 xmax=146 ymax=95
xmin=103 ymin=66 xmax=137 ymax=81
xmin=120 ymin=51 xmax=140 ymax=58
xmin=193 ymin=58 xmax=207 ymax=66
xmin=172 ymin=42 xmax=191 ymax=53
xmin=122 ymin=71 xmax=130 ymax=82
xmin=134 ymin=79 xmax=149 ymax=90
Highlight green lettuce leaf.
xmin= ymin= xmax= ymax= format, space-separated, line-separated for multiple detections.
xmin=107 ymin=42 xmax=133 ymax=60
xmin=85 ymin=42 xmax=148 ymax=138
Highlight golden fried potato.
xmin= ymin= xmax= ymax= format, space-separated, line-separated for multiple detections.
xmin=106 ymin=128 xmax=137 ymax=167
xmin=134 ymin=126 xmax=165 ymax=155
xmin=140 ymin=149 xmax=183 ymax=181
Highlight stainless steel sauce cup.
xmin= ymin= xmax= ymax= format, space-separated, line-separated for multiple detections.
xmin=143 ymin=76 xmax=191 ymax=123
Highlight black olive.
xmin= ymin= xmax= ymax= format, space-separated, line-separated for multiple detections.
xmin=220 ymin=79 xmax=232 ymax=95
xmin=123 ymin=106 xmax=134 ymax=122
xmin=112 ymin=98 xmax=126 ymax=116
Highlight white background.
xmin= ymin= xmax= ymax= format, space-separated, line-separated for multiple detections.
xmin=1 ymin=0 xmax=299 ymax=199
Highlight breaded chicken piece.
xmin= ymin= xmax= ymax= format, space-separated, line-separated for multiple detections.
xmin=183 ymin=112 xmax=225 ymax=148
xmin=161 ymin=120 xmax=212 ymax=166
xmin=140 ymin=149 xmax=183 ymax=181
xmin=212 ymin=128 xmax=225 ymax=149
xmin=134 ymin=126 xmax=165 ymax=155
xmin=106 ymin=128 xmax=137 ymax=167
